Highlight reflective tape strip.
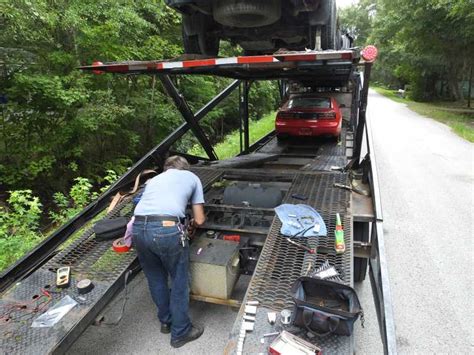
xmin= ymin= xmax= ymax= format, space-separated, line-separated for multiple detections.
xmin=237 ymin=55 xmax=276 ymax=64
xmin=162 ymin=61 xmax=183 ymax=69
xmin=107 ymin=65 xmax=130 ymax=73
xmin=216 ymin=57 xmax=238 ymax=65
xmin=130 ymin=64 xmax=148 ymax=71
xmin=81 ymin=50 xmax=357 ymax=73
xmin=183 ymin=59 xmax=216 ymax=68
xmin=277 ymin=54 xmax=318 ymax=62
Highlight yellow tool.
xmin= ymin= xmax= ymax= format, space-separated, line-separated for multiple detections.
xmin=335 ymin=213 xmax=345 ymax=254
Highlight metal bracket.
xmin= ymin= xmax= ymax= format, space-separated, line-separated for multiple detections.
xmin=353 ymin=241 xmax=372 ymax=259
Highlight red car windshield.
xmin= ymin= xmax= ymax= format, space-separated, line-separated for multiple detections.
xmin=287 ymin=97 xmax=331 ymax=109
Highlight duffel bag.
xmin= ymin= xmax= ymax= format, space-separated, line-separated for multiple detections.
xmin=93 ymin=217 xmax=129 ymax=240
xmin=291 ymin=276 xmax=363 ymax=337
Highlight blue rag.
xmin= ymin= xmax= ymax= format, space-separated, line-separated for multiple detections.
xmin=274 ymin=204 xmax=327 ymax=238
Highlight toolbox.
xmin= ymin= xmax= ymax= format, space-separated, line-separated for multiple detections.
xmin=189 ymin=237 xmax=240 ymax=299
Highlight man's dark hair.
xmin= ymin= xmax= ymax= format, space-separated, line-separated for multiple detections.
xmin=163 ymin=155 xmax=190 ymax=171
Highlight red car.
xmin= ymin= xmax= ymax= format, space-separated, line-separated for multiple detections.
xmin=275 ymin=95 xmax=342 ymax=139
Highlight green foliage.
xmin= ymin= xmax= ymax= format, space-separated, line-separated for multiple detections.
xmin=49 ymin=170 xmax=118 ymax=224
xmin=0 ymin=168 xmax=120 ymax=271
xmin=189 ymin=111 xmax=276 ymax=159
xmin=341 ymin=0 xmax=473 ymax=103
xmin=0 ymin=0 xmax=279 ymax=204
xmin=369 ymin=0 xmax=474 ymax=101
xmin=0 ymin=190 xmax=43 ymax=271
xmin=339 ymin=0 xmax=375 ymax=46
xmin=0 ymin=0 xmax=282 ymax=270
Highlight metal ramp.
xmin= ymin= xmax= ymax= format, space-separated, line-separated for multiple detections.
xmin=225 ymin=170 xmax=354 ymax=354
xmin=0 ymin=169 xmax=222 ymax=354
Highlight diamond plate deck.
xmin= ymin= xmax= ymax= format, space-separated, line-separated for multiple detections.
xmin=226 ymin=172 xmax=354 ymax=354
xmin=0 ymin=168 xmax=222 ymax=354
xmin=303 ymin=155 xmax=348 ymax=171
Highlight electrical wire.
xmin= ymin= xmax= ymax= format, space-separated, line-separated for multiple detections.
xmin=98 ymin=268 xmax=135 ymax=326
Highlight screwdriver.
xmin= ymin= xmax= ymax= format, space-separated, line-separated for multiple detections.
xmin=335 ymin=213 xmax=345 ymax=254
xmin=286 ymin=238 xmax=316 ymax=254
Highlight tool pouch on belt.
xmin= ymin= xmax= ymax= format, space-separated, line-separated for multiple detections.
xmin=93 ymin=217 xmax=129 ymax=241
xmin=291 ymin=277 xmax=363 ymax=337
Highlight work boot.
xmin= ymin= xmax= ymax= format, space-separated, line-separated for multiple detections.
xmin=170 ymin=324 xmax=204 ymax=348
xmin=160 ymin=323 xmax=171 ymax=334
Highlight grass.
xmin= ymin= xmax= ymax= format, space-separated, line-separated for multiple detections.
xmin=189 ymin=111 xmax=276 ymax=159
xmin=372 ymin=86 xmax=474 ymax=142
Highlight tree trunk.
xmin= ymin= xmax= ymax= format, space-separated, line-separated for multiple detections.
xmin=447 ymin=64 xmax=462 ymax=101
xmin=468 ymin=67 xmax=472 ymax=108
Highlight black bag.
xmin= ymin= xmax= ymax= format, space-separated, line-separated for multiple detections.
xmin=291 ymin=277 xmax=363 ymax=337
xmin=93 ymin=217 xmax=128 ymax=240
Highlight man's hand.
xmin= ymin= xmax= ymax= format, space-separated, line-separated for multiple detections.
xmin=187 ymin=218 xmax=197 ymax=238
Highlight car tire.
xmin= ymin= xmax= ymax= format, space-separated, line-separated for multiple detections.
xmin=182 ymin=14 xmax=220 ymax=56
xmin=213 ymin=0 xmax=281 ymax=28
xmin=321 ymin=0 xmax=337 ymax=49
xmin=353 ymin=222 xmax=370 ymax=282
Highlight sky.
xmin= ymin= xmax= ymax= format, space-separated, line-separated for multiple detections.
xmin=337 ymin=0 xmax=358 ymax=8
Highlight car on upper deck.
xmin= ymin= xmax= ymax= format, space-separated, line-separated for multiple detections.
xmin=165 ymin=0 xmax=340 ymax=56
xmin=275 ymin=94 xmax=342 ymax=139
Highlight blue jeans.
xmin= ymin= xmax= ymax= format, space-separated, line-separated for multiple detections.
xmin=132 ymin=220 xmax=191 ymax=340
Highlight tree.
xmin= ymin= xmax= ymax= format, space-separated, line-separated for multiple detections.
xmin=339 ymin=0 xmax=376 ymax=46
xmin=370 ymin=0 xmax=474 ymax=101
xmin=0 ymin=0 xmax=278 ymax=200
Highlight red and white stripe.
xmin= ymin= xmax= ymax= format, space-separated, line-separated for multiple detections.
xmin=86 ymin=50 xmax=360 ymax=74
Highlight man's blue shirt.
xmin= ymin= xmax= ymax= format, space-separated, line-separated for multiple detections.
xmin=134 ymin=169 xmax=204 ymax=218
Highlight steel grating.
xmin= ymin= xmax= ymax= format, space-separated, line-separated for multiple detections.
xmin=303 ymin=155 xmax=348 ymax=172
xmin=246 ymin=173 xmax=352 ymax=310
xmin=45 ymin=200 xmax=136 ymax=282
xmin=227 ymin=171 xmax=353 ymax=354
xmin=0 ymin=269 xmax=110 ymax=355
xmin=246 ymin=218 xmax=319 ymax=310
xmin=190 ymin=167 xmax=224 ymax=186
xmin=0 ymin=166 xmax=223 ymax=354
xmin=285 ymin=173 xmax=350 ymax=211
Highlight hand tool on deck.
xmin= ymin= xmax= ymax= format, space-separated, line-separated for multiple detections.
xmin=335 ymin=213 xmax=345 ymax=254
xmin=286 ymin=238 xmax=316 ymax=254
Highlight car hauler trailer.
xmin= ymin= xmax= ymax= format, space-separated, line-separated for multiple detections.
xmin=0 ymin=48 xmax=396 ymax=354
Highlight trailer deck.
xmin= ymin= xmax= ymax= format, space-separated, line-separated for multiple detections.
xmin=0 ymin=47 xmax=396 ymax=354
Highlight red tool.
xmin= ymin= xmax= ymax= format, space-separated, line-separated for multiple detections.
xmin=223 ymin=235 xmax=241 ymax=243
xmin=285 ymin=238 xmax=316 ymax=254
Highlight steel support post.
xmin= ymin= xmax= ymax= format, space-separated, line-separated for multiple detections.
xmin=353 ymin=63 xmax=372 ymax=167
xmin=239 ymin=80 xmax=250 ymax=153
xmin=239 ymin=83 xmax=243 ymax=153
xmin=160 ymin=75 xmax=218 ymax=160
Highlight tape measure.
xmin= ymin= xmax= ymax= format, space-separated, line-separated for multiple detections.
xmin=77 ymin=279 xmax=94 ymax=294
xmin=112 ymin=238 xmax=131 ymax=253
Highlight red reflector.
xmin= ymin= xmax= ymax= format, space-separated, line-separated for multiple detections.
xmin=361 ymin=45 xmax=378 ymax=62
xmin=92 ymin=61 xmax=104 ymax=75
xmin=341 ymin=52 xmax=353 ymax=60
